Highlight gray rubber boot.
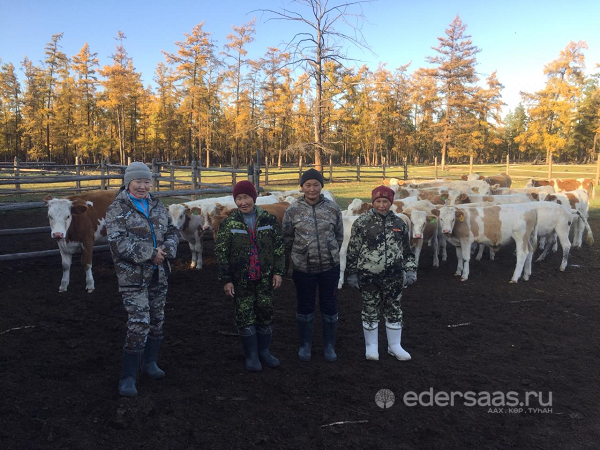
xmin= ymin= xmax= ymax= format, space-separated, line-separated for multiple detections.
xmin=239 ymin=325 xmax=262 ymax=372
xmin=257 ymin=325 xmax=280 ymax=368
xmin=118 ymin=350 xmax=141 ymax=397
xmin=296 ymin=313 xmax=314 ymax=362
xmin=322 ymin=313 xmax=338 ymax=362
xmin=142 ymin=336 xmax=165 ymax=379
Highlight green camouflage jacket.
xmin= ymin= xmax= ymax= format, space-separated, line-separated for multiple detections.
xmin=106 ymin=187 xmax=179 ymax=288
xmin=282 ymin=195 xmax=344 ymax=273
xmin=215 ymin=207 xmax=285 ymax=286
xmin=346 ymin=208 xmax=416 ymax=277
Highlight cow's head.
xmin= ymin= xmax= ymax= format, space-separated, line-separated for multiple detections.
xmin=409 ymin=210 xmax=437 ymax=239
xmin=448 ymin=189 xmax=467 ymax=205
xmin=433 ymin=206 xmax=464 ymax=234
xmin=525 ymin=178 xmax=536 ymax=188
xmin=45 ymin=195 xmax=88 ymax=240
xmin=203 ymin=203 xmax=233 ymax=231
xmin=169 ymin=204 xmax=188 ymax=230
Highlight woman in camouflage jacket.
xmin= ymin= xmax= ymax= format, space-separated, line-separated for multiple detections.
xmin=282 ymin=168 xmax=343 ymax=363
xmin=215 ymin=181 xmax=285 ymax=372
xmin=106 ymin=162 xmax=179 ymax=397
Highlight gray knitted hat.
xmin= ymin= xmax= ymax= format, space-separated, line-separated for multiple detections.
xmin=124 ymin=162 xmax=152 ymax=187
xmin=300 ymin=168 xmax=325 ymax=187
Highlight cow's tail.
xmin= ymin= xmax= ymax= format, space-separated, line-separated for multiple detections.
xmin=530 ymin=210 xmax=539 ymax=253
xmin=576 ymin=211 xmax=594 ymax=245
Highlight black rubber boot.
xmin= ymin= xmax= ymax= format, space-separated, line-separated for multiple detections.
xmin=239 ymin=325 xmax=262 ymax=372
xmin=256 ymin=325 xmax=280 ymax=368
xmin=296 ymin=313 xmax=314 ymax=362
xmin=118 ymin=350 xmax=141 ymax=397
xmin=322 ymin=313 xmax=338 ymax=363
xmin=142 ymin=336 xmax=165 ymax=379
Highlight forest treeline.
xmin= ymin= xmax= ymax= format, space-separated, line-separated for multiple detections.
xmin=0 ymin=14 xmax=599 ymax=167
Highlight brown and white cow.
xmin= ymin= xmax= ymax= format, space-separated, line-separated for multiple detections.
xmin=168 ymin=204 xmax=204 ymax=269
xmin=433 ymin=204 xmax=539 ymax=282
xmin=462 ymin=173 xmax=512 ymax=187
xmin=44 ymin=190 xmax=117 ymax=292
xmin=403 ymin=205 xmax=441 ymax=268
xmin=542 ymin=189 xmax=594 ymax=248
xmin=526 ymin=178 xmax=595 ymax=199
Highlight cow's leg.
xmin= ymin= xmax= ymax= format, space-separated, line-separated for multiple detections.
xmin=523 ymin=250 xmax=533 ymax=281
xmin=538 ymin=236 xmax=546 ymax=251
xmin=489 ymin=247 xmax=496 ymax=261
xmin=439 ymin=233 xmax=447 ymax=261
xmin=475 ymin=244 xmax=485 ymax=261
xmin=431 ymin=234 xmax=439 ymax=267
xmin=188 ymin=240 xmax=197 ymax=269
xmin=551 ymin=232 xmax=559 ymax=252
xmin=510 ymin=234 xmax=527 ymax=283
xmin=460 ymin=243 xmax=471 ymax=281
xmin=556 ymin=225 xmax=571 ymax=271
xmin=193 ymin=237 xmax=203 ymax=269
xmin=82 ymin=240 xmax=95 ymax=293
xmin=454 ymin=246 xmax=464 ymax=277
xmin=58 ymin=247 xmax=73 ymax=292
xmin=536 ymin=234 xmax=554 ymax=262
xmin=574 ymin=215 xmax=584 ymax=248
xmin=413 ymin=239 xmax=423 ymax=269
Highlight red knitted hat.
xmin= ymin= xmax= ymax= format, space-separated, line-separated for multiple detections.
xmin=371 ymin=185 xmax=395 ymax=203
xmin=233 ymin=180 xmax=257 ymax=202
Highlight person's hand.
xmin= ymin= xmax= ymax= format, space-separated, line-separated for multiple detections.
xmin=273 ymin=275 xmax=282 ymax=290
xmin=347 ymin=273 xmax=359 ymax=289
xmin=224 ymin=282 xmax=235 ymax=298
xmin=152 ymin=247 xmax=166 ymax=265
xmin=404 ymin=270 xmax=417 ymax=287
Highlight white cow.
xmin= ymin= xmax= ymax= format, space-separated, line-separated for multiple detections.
xmin=168 ymin=204 xmax=204 ymax=269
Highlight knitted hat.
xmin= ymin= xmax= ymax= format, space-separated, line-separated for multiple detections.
xmin=233 ymin=180 xmax=257 ymax=202
xmin=371 ymin=185 xmax=395 ymax=203
xmin=300 ymin=168 xmax=325 ymax=187
xmin=124 ymin=162 xmax=152 ymax=187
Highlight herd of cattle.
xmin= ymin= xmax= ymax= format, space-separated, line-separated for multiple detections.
xmin=40 ymin=173 xmax=595 ymax=293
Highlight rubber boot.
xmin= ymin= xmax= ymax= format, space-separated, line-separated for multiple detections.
xmin=142 ymin=336 xmax=165 ymax=379
xmin=362 ymin=321 xmax=379 ymax=361
xmin=256 ymin=325 xmax=280 ymax=368
xmin=118 ymin=350 xmax=141 ymax=397
xmin=239 ymin=325 xmax=262 ymax=372
xmin=386 ymin=322 xmax=411 ymax=361
xmin=296 ymin=313 xmax=314 ymax=362
xmin=322 ymin=313 xmax=338 ymax=362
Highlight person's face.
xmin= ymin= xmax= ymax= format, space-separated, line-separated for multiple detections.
xmin=235 ymin=193 xmax=255 ymax=213
xmin=128 ymin=179 xmax=151 ymax=199
xmin=301 ymin=179 xmax=322 ymax=203
xmin=373 ymin=197 xmax=392 ymax=214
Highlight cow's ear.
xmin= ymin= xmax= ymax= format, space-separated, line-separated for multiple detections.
xmin=545 ymin=195 xmax=556 ymax=202
xmin=461 ymin=175 xmax=468 ymax=181
xmin=431 ymin=208 xmax=440 ymax=217
xmin=427 ymin=215 xmax=437 ymax=224
xmin=71 ymin=204 xmax=88 ymax=215
xmin=44 ymin=194 xmax=53 ymax=204
xmin=455 ymin=210 xmax=466 ymax=221
xmin=459 ymin=193 xmax=469 ymax=203
xmin=557 ymin=199 xmax=563 ymax=205
xmin=189 ymin=207 xmax=201 ymax=216
xmin=530 ymin=193 xmax=539 ymax=201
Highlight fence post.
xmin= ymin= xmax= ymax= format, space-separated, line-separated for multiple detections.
xmin=506 ymin=154 xmax=510 ymax=175
xmin=356 ymin=156 xmax=361 ymax=182
xmin=298 ymin=155 xmax=303 ymax=184
xmin=382 ymin=156 xmax=386 ymax=181
xmin=595 ymin=153 xmax=600 ymax=185
xmin=197 ymin=154 xmax=202 ymax=186
xmin=264 ymin=155 xmax=269 ymax=185
xmin=191 ymin=159 xmax=198 ymax=200
xmin=255 ymin=149 xmax=261 ymax=192
xmin=14 ymin=156 xmax=21 ymax=197
xmin=127 ymin=156 xmax=132 ymax=166
xmin=434 ymin=156 xmax=438 ymax=180
xmin=170 ymin=159 xmax=175 ymax=190
xmin=231 ymin=157 xmax=237 ymax=186
xmin=469 ymin=155 xmax=473 ymax=174
xmin=152 ymin=159 xmax=160 ymax=191
xmin=100 ymin=159 xmax=106 ymax=190
xmin=106 ymin=157 xmax=111 ymax=188
xmin=75 ymin=156 xmax=81 ymax=194
xmin=404 ymin=157 xmax=408 ymax=181
xmin=329 ymin=155 xmax=333 ymax=183
xmin=547 ymin=153 xmax=553 ymax=179
xmin=247 ymin=164 xmax=254 ymax=184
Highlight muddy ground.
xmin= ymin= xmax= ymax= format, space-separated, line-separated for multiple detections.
xmin=1 ymin=207 xmax=599 ymax=449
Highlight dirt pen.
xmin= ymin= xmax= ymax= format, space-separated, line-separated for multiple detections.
xmin=1 ymin=164 xmax=600 ymax=449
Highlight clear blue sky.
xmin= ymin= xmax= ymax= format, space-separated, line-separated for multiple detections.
xmin=1 ymin=0 xmax=599 ymax=115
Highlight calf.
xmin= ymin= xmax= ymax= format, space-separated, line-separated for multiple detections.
xmin=44 ymin=190 xmax=117 ymax=292
xmin=542 ymin=190 xmax=593 ymax=248
xmin=168 ymin=204 xmax=204 ymax=269
xmin=526 ymin=178 xmax=595 ymax=199
xmin=404 ymin=207 xmax=441 ymax=268
xmin=433 ymin=204 xmax=538 ymax=282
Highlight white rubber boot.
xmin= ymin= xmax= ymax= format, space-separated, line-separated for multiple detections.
xmin=386 ymin=322 xmax=411 ymax=361
xmin=362 ymin=322 xmax=379 ymax=361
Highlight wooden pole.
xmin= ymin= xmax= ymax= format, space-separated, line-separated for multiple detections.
xmin=329 ymin=155 xmax=333 ymax=183
xmin=298 ymin=155 xmax=303 ymax=184
xmin=170 ymin=159 xmax=175 ymax=190
xmin=127 ymin=156 xmax=132 ymax=166
xmin=356 ymin=156 xmax=361 ymax=182
xmin=100 ymin=159 xmax=106 ymax=190
xmin=191 ymin=159 xmax=198 ymax=200
xmin=506 ymin=154 xmax=510 ymax=175
xmin=152 ymin=159 xmax=159 ymax=191
xmin=404 ymin=157 xmax=408 ymax=181
xmin=14 ymin=156 xmax=20 ymax=198
xmin=469 ymin=155 xmax=473 ymax=174
xmin=255 ymin=148 xmax=261 ymax=192
xmin=434 ymin=156 xmax=438 ymax=180
xmin=547 ymin=153 xmax=553 ymax=179
xmin=75 ymin=156 xmax=81 ymax=194
xmin=382 ymin=156 xmax=386 ymax=181
xmin=231 ymin=157 xmax=237 ymax=186
xmin=264 ymin=155 xmax=269 ymax=185
xmin=595 ymin=153 xmax=600 ymax=185
xmin=106 ymin=157 xmax=111 ymax=188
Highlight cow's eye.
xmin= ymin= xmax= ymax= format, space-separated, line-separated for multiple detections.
xmin=67 ymin=215 xmax=71 ymax=219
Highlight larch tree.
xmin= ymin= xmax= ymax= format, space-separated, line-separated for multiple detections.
xmin=0 ymin=62 xmax=23 ymax=159
xmin=409 ymin=67 xmax=439 ymax=163
xmin=21 ymin=57 xmax=46 ymax=160
xmin=427 ymin=15 xmax=481 ymax=169
xmin=262 ymin=0 xmax=370 ymax=171
xmin=71 ymin=43 xmax=99 ymax=159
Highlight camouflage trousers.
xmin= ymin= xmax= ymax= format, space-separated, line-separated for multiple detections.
xmin=359 ymin=274 xmax=404 ymax=326
xmin=121 ymin=271 xmax=168 ymax=352
xmin=233 ymin=277 xmax=274 ymax=329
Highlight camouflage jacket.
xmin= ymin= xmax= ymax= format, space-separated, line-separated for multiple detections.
xmin=215 ymin=207 xmax=285 ymax=286
xmin=106 ymin=187 xmax=179 ymax=288
xmin=282 ymin=195 xmax=343 ymax=273
xmin=346 ymin=208 xmax=416 ymax=277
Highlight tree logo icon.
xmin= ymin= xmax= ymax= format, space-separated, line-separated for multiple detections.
xmin=375 ymin=389 xmax=395 ymax=409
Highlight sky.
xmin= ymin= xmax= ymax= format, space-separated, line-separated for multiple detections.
xmin=1 ymin=0 xmax=599 ymax=116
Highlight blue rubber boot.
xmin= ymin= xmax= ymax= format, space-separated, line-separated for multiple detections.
xmin=118 ymin=350 xmax=141 ymax=397
xmin=142 ymin=336 xmax=166 ymax=379
xmin=239 ymin=325 xmax=262 ymax=372
xmin=322 ymin=313 xmax=338 ymax=362
xmin=257 ymin=325 xmax=280 ymax=368
xmin=296 ymin=313 xmax=314 ymax=362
